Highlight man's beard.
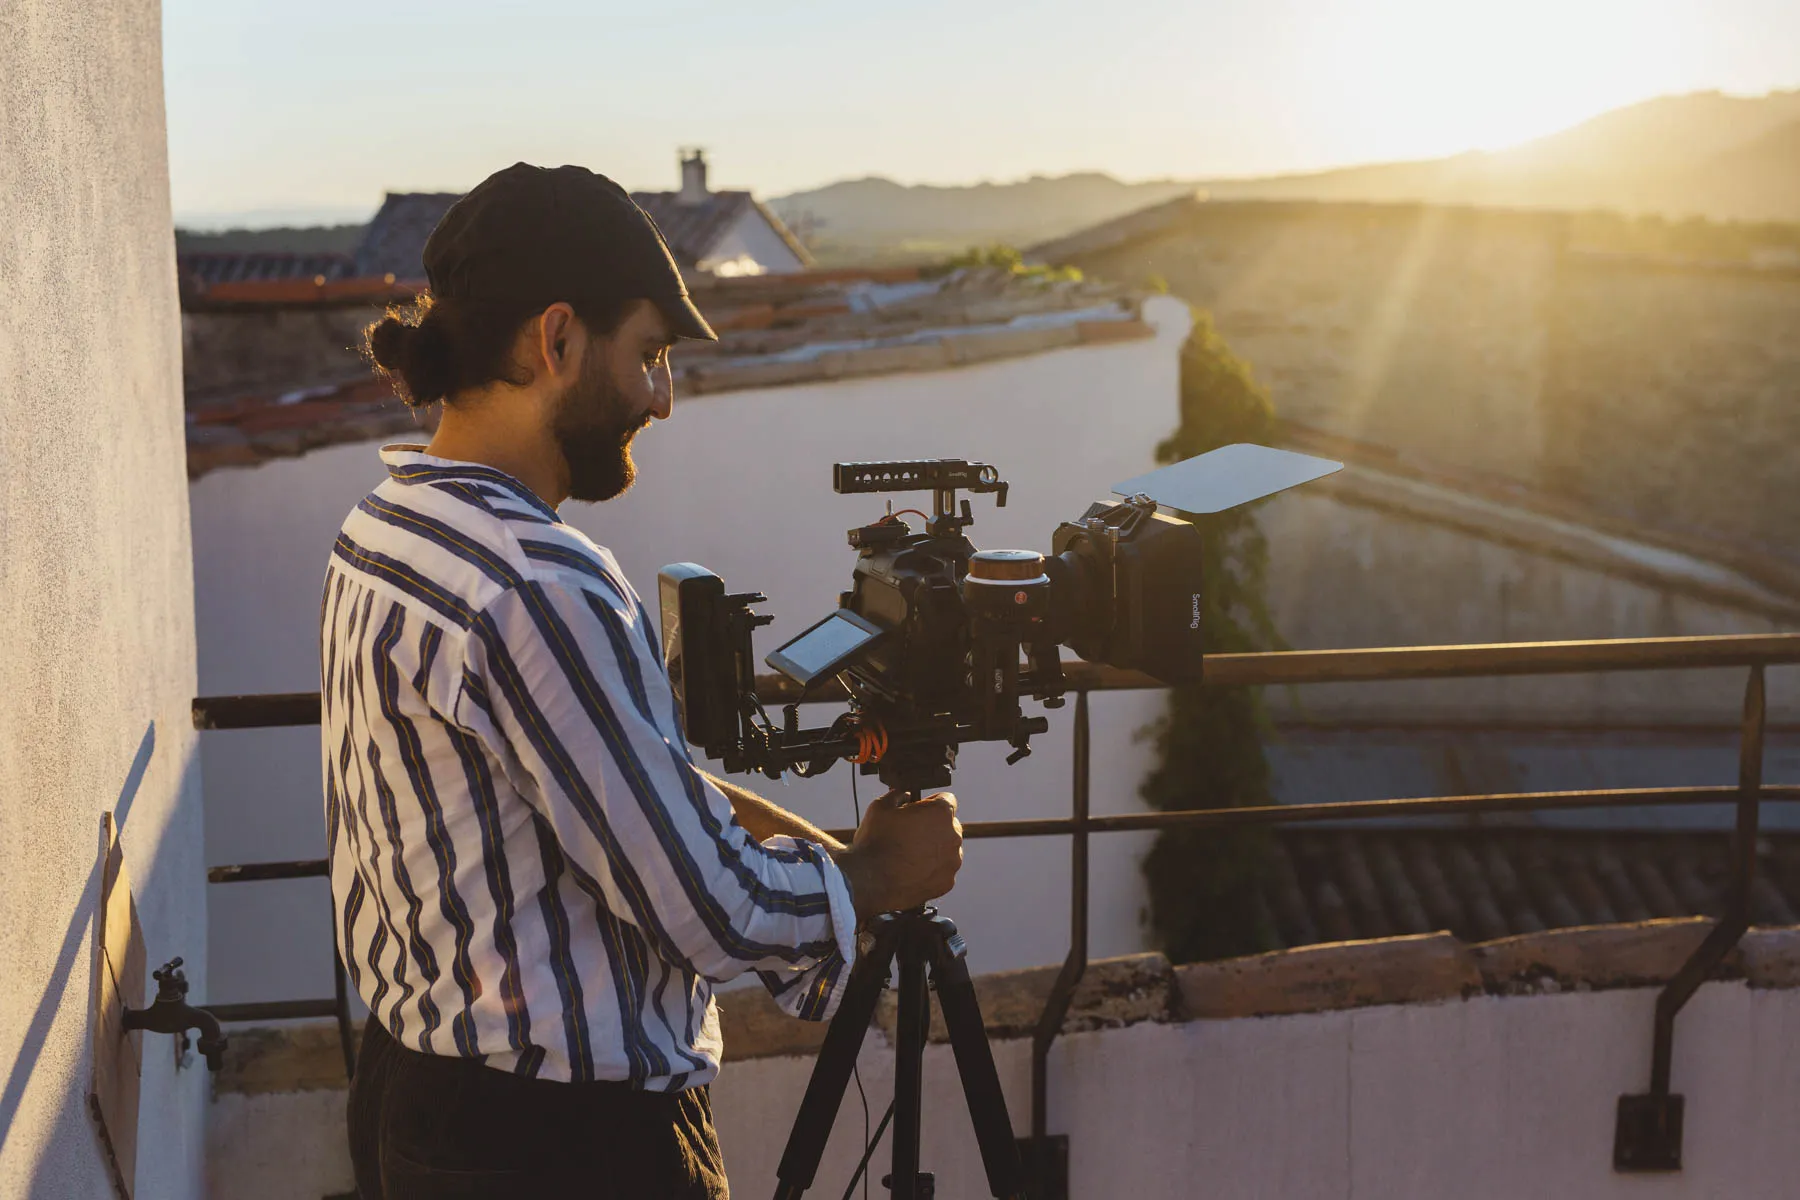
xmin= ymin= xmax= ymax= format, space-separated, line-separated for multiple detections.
xmin=552 ymin=355 xmax=650 ymax=503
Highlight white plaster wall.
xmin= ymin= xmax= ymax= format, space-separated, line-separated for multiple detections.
xmin=712 ymin=982 xmax=1800 ymax=1199
xmin=208 ymin=981 xmax=1800 ymax=1199
xmin=206 ymin=1089 xmax=354 ymax=1200
xmin=188 ymin=297 xmax=1192 ymax=1007
xmin=697 ymin=207 xmax=808 ymax=275
xmin=0 ymin=2 xmax=208 ymax=1197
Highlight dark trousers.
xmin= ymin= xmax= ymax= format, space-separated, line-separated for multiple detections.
xmin=348 ymin=1016 xmax=729 ymax=1198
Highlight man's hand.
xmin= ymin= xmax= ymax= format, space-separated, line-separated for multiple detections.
xmin=832 ymin=790 xmax=963 ymax=923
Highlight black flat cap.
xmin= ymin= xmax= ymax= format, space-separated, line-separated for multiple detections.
xmin=423 ymin=163 xmax=717 ymax=341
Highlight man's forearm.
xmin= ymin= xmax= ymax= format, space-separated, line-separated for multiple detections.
xmin=704 ymin=771 xmax=845 ymax=852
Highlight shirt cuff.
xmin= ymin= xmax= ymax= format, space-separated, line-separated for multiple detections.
xmin=763 ymin=835 xmax=860 ymax=1020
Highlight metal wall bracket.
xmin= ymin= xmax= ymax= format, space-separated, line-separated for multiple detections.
xmin=1612 ymin=664 xmax=1763 ymax=1173
xmin=1017 ymin=1134 xmax=1069 ymax=1200
xmin=1614 ymin=1094 xmax=1683 ymax=1171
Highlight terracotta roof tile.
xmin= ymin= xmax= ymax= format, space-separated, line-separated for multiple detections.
xmin=1258 ymin=828 xmax=1800 ymax=952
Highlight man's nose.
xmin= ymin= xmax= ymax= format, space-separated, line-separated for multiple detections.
xmin=651 ymin=361 xmax=674 ymax=420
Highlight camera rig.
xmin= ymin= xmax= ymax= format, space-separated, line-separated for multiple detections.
xmin=659 ymin=446 xmax=1341 ymax=794
xmin=665 ymin=446 xmax=1344 ymax=1199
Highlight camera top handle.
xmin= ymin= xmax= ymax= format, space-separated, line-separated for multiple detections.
xmin=834 ymin=459 xmax=1009 ymax=539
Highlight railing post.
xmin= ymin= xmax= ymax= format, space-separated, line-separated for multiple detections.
xmin=1615 ymin=663 xmax=1765 ymax=1171
xmin=1027 ymin=689 xmax=1088 ymax=1199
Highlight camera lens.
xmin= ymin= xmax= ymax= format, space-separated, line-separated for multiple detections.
xmin=966 ymin=550 xmax=1044 ymax=582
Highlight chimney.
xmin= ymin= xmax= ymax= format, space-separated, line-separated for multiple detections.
xmin=677 ymin=148 xmax=708 ymax=207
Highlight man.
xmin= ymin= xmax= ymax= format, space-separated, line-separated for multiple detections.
xmin=324 ymin=163 xmax=963 ymax=1198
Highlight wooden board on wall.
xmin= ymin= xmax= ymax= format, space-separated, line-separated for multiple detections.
xmin=88 ymin=812 xmax=144 ymax=1200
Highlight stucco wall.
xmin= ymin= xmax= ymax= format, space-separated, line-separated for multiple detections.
xmin=0 ymin=3 xmax=207 ymax=1198
xmin=207 ymin=979 xmax=1800 ymax=1199
xmin=711 ymin=981 xmax=1800 ymax=1199
xmin=188 ymin=297 xmax=1191 ymax=1007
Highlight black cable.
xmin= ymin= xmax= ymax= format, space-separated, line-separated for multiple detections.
xmin=848 ymin=767 xmax=870 ymax=1200
xmin=840 ymin=1100 xmax=895 ymax=1200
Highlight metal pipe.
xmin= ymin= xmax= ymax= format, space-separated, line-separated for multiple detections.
xmin=816 ymin=785 xmax=1800 ymax=844
xmin=208 ymin=859 xmax=328 ymax=883
xmin=1647 ymin=665 xmax=1766 ymax=1096
xmin=1031 ymin=690 xmax=1091 ymax=1163
xmin=192 ymin=692 xmax=321 ymax=730
xmin=775 ymin=634 xmax=1800 ymax=699
xmin=193 ymin=634 xmax=1800 ymax=729
xmin=208 ymin=998 xmax=342 ymax=1023
xmin=1195 ymin=633 xmax=1800 ymax=687
xmin=208 ymin=790 xmax=1798 ymax=886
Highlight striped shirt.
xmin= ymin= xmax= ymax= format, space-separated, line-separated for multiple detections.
xmin=321 ymin=446 xmax=856 ymax=1089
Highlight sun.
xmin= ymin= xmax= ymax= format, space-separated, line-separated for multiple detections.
xmin=1302 ymin=0 xmax=1700 ymax=159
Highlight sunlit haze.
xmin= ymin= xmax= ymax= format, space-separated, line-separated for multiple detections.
xmin=163 ymin=0 xmax=1800 ymax=226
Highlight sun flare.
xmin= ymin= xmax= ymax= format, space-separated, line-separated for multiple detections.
xmin=1302 ymin=0 xmax=1698 ymax=159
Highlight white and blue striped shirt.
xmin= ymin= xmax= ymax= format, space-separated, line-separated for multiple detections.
xmin=321 ymin=446 xmax=856 ymax=1088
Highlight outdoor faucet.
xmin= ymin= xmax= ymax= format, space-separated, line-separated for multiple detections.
xmin=122 ymin=957 xmax=228 ymax=1072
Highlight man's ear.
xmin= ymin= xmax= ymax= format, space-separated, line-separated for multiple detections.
xmin=536 ymin=302 xmax=580 ymax=380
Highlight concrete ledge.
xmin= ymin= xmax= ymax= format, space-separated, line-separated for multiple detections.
xmin=1178 ymin=933 xmax=1480 ymax=1020
xmin=217 ymin=920 xmax=1800 ymax=1093
xmin=874 ymin=952 xmax=1176 ymax=1044
xmin=719 ymin=987 xmax=832 ymax=1063
xmin=1732 ymin=924 xmax=1800 ymax=988
xmin=1470 ymin=918 xmax=1733 ymax=994
xmin=215 ymin=1023 xmax=359 ymax=1096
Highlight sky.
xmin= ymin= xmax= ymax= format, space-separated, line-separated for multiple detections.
xmin=163 ymin=0 xmax=1800 ymax=228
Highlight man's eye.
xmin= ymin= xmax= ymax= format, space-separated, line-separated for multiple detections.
xmin=645 ymin=347 xmax=669 ymax=368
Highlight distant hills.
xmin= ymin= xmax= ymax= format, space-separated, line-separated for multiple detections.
xmin=769 ymin=90 xmax=1800 ymax=263
xmin=178 ymin=89 xmax=1800 ymax=266
xmin=766 ymin=174 xmax=1201 ymax=264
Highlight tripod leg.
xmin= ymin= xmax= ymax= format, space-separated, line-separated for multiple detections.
xmin=889 ymin=921 xmax=931 ymax=1199
xmin=774 ymin=919 xmax=900 ymax=1200
xmin=929 ymin=920 xmax=1028 ymax=1200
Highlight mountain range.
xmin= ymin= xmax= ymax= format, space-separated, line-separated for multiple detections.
xmin=767 ymin=89 xmax=1800 ymax=263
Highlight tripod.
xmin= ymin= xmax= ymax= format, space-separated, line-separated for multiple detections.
xmin=773 ymin=908 xmax=1029 ymax=1200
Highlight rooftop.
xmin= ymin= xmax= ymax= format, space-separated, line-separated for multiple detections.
xmin=181 ymin=264 xmax=1154 ymax=478
xmin=182 ymin=179 xmax=815 ymax=294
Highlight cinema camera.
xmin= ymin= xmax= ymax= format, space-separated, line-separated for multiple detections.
xmin=657 ymin=443 xmax=1341 ymax=796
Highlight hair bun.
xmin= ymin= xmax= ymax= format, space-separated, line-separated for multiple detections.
xmin=363 ymin=303 xmax=456 ymax=407
xmin=366 ymin=316 xmax=414 ymax=372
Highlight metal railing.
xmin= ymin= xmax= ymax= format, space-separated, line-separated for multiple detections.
xmin=194 ymin=632 xmax=1800 ymax=1182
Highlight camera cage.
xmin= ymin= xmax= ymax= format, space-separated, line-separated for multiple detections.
xmin=658 ymin=446 xmax=1341 ymax=793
